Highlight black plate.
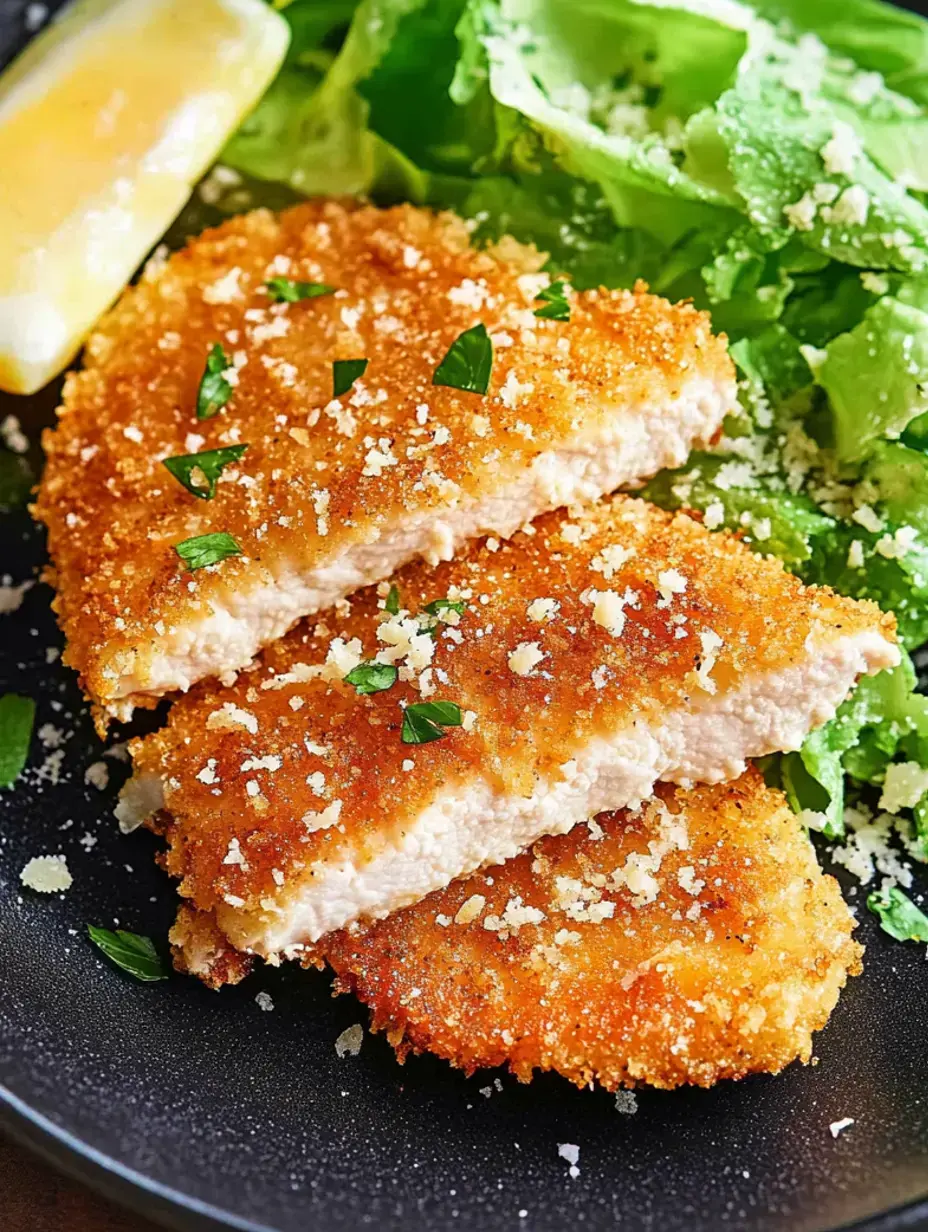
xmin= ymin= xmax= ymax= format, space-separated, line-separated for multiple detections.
xmin=3 ymin=4 xmax=928 ymax=1230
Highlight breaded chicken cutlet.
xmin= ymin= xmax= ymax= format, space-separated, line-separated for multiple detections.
xmin=319 ymin=772 xmax=862 ymax=1091
xmin=34 ymin=200 xmax=738 ymax=722
xmin=116 ymin=495 xmax=897 ymax=985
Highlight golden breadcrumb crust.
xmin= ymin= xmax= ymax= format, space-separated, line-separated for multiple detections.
xmin=34 ymin=199 xmax=734 ymax=714
xmin=321 ymin=772 xmax=862 ymax=1090
xmin=130 ymin=495 xmax=894 ymax=962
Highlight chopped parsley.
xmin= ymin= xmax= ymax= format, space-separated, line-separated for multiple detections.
xmin=333 ymin=358 xmax=368 ymax=398
xmin=432 ymin=324 xmax=493 ymax=395
xmin=384 ymin=584 xmax=401 ymax=615
xmin=162 ymin=444 xmax=249 ymax=500
xmin=174 ymin=531 xmax=243 ymax=571
xmin=401 ymin=700 xmax=463 ymax=745
xmin=534 ymin=280 xmax=571 ymax=321
xmin=344 ymin=661 xmax=398 ymax=695
xmin=196 ymin=344 xmax=234 ymax=420
xmin=422 ymin=598 xmax=466 ymax=617
xmin=87 ymin=926 xmax=168 ymax=982
xmin=867 ymin=886 xmax=928 ymax=943
xmin=0 ymin=693 xmax=35 ymax=788
xmin=265 ymin=277 xmax=335 ymax=303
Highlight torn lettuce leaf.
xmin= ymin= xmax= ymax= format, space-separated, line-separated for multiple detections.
xmin=642 ymin=455 xmax=834 ymax=566
xmin=814 ymin=295 xmax=928 ymax=463
xmin=223 ymin=0 xmax=433 ymax=197
xmin=776 ymin=654 xmax=928 ymax=837
xmin=712 ymin=30 xmax=928 ymax=272
xmin=868 ymin=885 xmax=928 ymax=943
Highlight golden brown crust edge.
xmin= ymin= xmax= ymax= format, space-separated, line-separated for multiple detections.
xmin=321 ymin=773 xmax=863 ymax=1091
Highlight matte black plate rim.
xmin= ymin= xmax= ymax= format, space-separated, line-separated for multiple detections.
xmin=1 ymin=1086 xmax=267 ymax=1232
xmin=4 ymin=1080 xmax=928 ymax=1232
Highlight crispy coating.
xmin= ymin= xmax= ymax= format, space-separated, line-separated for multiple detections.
xmin=126 ymin=495 xmax=895 ymax=968
xmin=34 ymin=199 xmax=735 ymax=717
xmin=322 ymin=772 xmax=863 ymax=1090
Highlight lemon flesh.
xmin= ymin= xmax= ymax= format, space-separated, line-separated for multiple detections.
xmin=0 ymin=0 xmax=289 ymax=394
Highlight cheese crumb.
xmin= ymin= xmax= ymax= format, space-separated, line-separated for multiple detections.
xmin=527 ymin=597 xmax=559 ymax=622
xmin=302 ymin=800 xmax=343 ymax=833
xmin=84 ymin=761 xmax=109 ymax=791
xmin=615 ymin=1090 xmax=638 ymax=1115
xmin=879 ymin=762 xmax=928 ymax=814
xmin=203 ymin=266 xmax=244 ymax=304
xmin=657 ymin=569 xmax=687 ymax=602
xmin=820 ymin=122 xmax=861 ymax=175
xmin=830 ymin=1117 xmax=855 ymax=1138
xmin=206 ymin=703 xmax=258 ymax=735
xmin=362 ymin=439 xmax=398 ymax=477
xmin=335 ymin=1024 xmax=364 ymax=1058
xmin=455 ymin=894 xmax=486 ymax=925
xmin=508 ymin=641 xmax=545 ymax=676
xmin=255 ymin=991 xmax=274 ymax=1012
xmin=588 ymin=589 xmax=626 ymax=637
xmin=694 ymin=629 xmax=723 ymax=693
xmin=558 ymin=1143 xmax=580 ymax=1179
xmin=852 ymin=504 xmax=885 ymax=533
xmin=783 ymin=192 xmax=817 ymax=231
xmin=20 ymin=854 xmax=72 ymax=893
xmin=591 ymin=544 xmax=633 ymax=579
xmin=703 ymin=500 xmax=725 ymax=530
xmin=823 ymin=184 xmax=869 ymax=226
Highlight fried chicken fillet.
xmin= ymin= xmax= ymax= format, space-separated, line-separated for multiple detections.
xmin=115 ymin=496 xmax=896 ymax=984
xmin=34 ymin=200 xmax=738 ymax=721
xmin=320 ymin=772 xmax=862 ymax=1091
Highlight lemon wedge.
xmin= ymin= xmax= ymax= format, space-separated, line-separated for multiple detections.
xmin=0 ymin=0 xmax=289 ymax=394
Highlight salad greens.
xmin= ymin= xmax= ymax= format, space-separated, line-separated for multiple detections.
xmin=225 ymin=0 xmax=928 ymax=906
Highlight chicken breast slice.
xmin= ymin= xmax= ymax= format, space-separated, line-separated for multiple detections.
xmin=34 ymin=200 xmax=737 ymax=721
xmin=117 ymin=495 xmax=897 ymax=982
xmin=323 ymin=772 xmax=862 ymax=1089
xmin=317 ymin=772 xmax=862 ymax=1090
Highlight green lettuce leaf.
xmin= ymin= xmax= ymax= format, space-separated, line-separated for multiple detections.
xmin=814 ymin=295 xmax=928 ymax=463
xmin=642 ymin=453 xmax=833 ymax=566
xmin=467 ymin=0 xmax=743 ymax=241
xmin=778 ymin=655 xmax=926 ymax=837
xmin=713 ymin=29 xmax=928 ymax=273
xmin=223 ymin=0 xmax=432 ymax=196
xmin=751 ymin=0 xmax=928 ymax=106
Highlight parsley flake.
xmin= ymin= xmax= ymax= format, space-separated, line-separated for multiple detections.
xmin=163 ymin=444 xmax=249 ymax=500
xmin=344 ymin=661 xmax=398 ymax=695
xmin=432 ymin=324 xmax=493 ymax=395
xmin=534 ymin=280 xmax=571 ymax=321
xmin=174 ymin=531 xmax=243 ymax=571
xmin=422 ymin=598 xmax=466 ymax=617
xmin=333 ymin=358 xmax=368 ymax=399
xmin=401 ymin=700 xmax=463 ymax=745
xmin=196 ymin=344 xmax=234 ymax=420
xmin=0 ymin=693 xmax=35 ymax=788
xmin=385 ymin=584 xmax=401 ymax=615
xmin=265 ymin=278 xmax=335 ymax=303
xmin=867 ymin=886 xmax=928 ymax=943
xmin=88 ymin=926 xmax=168 ymax=982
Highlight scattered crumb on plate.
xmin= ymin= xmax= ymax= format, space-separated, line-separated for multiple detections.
xmin=335 ymin=1023 xmax=364 ymax=1058
xmin=20 ymin=854 xmax=72 ymax=893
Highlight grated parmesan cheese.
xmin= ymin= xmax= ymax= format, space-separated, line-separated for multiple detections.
xmin=21 ymin=854 xmax=72 ymax=893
